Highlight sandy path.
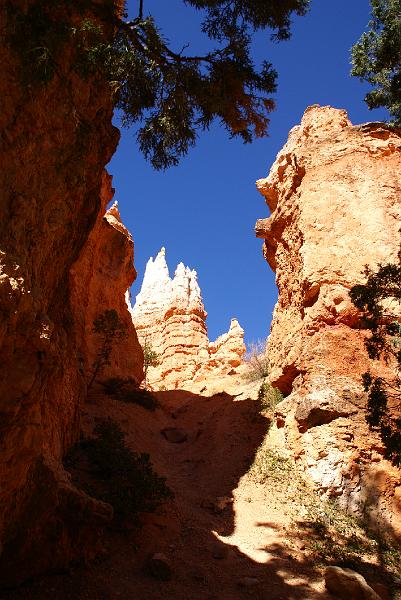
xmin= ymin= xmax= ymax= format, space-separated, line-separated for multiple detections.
xmin=2 ymin=389 xmax=332 ymax=600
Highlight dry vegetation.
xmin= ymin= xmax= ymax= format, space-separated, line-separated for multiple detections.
xmin=248 ymin=432 xmax=401 ymax=591
xmin=243 ymin=339 xmax=270 ymax=382
xmin=243 ymin=338 xmax=284 ymax=412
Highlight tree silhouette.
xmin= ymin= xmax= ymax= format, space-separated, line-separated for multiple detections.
xmin=9 ymin=0 xmax=310 ymax=169
xmin=142 ymin=338 xmax=160 ymax=390
xmin=350 ymin=252 xmax=401 ymax=465
xmin=351 ymin=0 xmax=401 ymax=125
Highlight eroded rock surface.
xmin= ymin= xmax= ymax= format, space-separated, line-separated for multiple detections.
xmin=70 ymin=185 xmax=143 ymax=387
xmin=324 ymin=567 xmax=382 ymax=600
xmin=0 ymin=0 xmax=141 ymax=584
xmin=131 ymin=249 xmax=246 ymax=390
xmin=256 ymin=105 xmax=401 ymax=534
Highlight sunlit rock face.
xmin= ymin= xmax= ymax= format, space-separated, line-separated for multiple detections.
xmin=131 ymin=249 xmax=246 ymax=390
xmin=0 ymin=0 xmax=131 ymax=585
xmin=256 ymin=105 xmax=401 ymax=535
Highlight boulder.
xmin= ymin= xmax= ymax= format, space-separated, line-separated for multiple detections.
xmin=324 ymin=566 xmax=381 ymax=600
xmin=161 ymin=427 xmax=188 ymax=444
xmin=295 ymin=394 xmax=355 ymax=432
xmin=147 ymin=553 xmax=172 ymax=581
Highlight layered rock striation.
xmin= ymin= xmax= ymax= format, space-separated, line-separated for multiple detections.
xmin=131 ymin=249 xmax=246 ymax=390
xmin=256 ymin=105 xmax=401 ymax=534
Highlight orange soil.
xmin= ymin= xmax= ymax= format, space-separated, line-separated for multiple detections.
xmin=2 ymin=389 xmax=334 ymax=600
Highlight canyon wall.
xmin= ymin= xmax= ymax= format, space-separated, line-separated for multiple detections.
xmin=70 ymin=189 xmax=143 ymax=387
xmin=0 ymin=0 xmax=139 ymax=585
xmin=131 ymin=248 xmax=246 ymax=390
xmin=256 ymin=105 xmax=401 ymax=534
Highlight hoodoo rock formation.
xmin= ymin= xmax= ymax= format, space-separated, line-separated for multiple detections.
xmin=0 ymin=1 xmax=142 ymax=585
xmin=256 ymin=105 xmax=401 ymax=533
xmin=131 ymin=248 xmax=246 ymax=390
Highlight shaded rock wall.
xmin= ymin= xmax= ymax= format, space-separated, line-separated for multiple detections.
xmin=70 ymin=183 xmax=143 ymax=387
xmin=131 ymin=249 xmax=246 ymax=390
xmin=0 ymin=0 xmax=132 ymax=584
xmin=256 ymin=105 xmax=401 ymax=534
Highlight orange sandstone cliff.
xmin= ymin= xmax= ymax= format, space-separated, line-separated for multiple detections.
xmin=0 ymin=1 xmax=142 ymax=584
xmin=256 ymin=105 xmax=401 ymax=534
xmin=131 ymin=248 xmax=246 ymax=390
xmin=70 ymin=181 xmax=143 ymax=386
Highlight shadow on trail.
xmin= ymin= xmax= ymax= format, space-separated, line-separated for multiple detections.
xmin=0 ymin=390 xmax=341 ymax=599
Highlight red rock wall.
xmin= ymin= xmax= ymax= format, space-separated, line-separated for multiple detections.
xmin=256 ymin=105 xmax=401 ymax=536
xmin=0 ymin=0 xmax=131 ymax=584
xmin=70 ymin=178 xmax=143 ymax=387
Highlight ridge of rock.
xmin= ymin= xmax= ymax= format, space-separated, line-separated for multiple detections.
xmin=131 ymin=249 xmax=246 ymax=390
xmin=256 ymin=104 xmax=401 ymax=535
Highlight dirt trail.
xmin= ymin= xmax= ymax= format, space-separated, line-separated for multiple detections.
xmin=2 ymin=389 xmax=333 ymax=600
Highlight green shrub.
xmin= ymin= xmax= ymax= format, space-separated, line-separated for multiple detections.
xmin=250 ymin=445 xmax=293 ymax=483
xmin=7 ymin=2 xmax=69 ymax=85
xmin=258 ymin=380 xmax=283 ymax=411
xmin=142 ymin=338 xmax=160 ymax=390
xmin=65 ymin=419 xmax=173 ymax=521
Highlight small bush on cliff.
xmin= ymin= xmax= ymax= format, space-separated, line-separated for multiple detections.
xmin=65 ymin=419 xmax=173 ymax=521
xmin=101 ymin=377 xmax=159 ymax=411
xmin=142 ymin=338 xmax=160 ymax=390
xmin=350 ymin=253 xmax=401 ymax=466
xmin=257 ymin=380 xmax=283 ymax=411
xmin=243 ymin=340 xmax=282 ymax=411
xmin=88 ymin=310 xmax=127 ymax=391
xmin=243 ymin=339 xmax=270 ymax=381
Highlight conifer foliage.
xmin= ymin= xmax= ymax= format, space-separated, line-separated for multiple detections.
xmin=350 ymin=252 xmax=401 ymax=465
xmin=113 ymin=0 xmax=310 ymax=168
xmin=351 ymin=0 xmax=401 ymax=125
xmin=8 ymin=0 xmax=309 ymax=169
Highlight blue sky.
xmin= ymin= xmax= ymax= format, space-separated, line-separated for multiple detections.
xmin=109 ymin=0 xmax=387 ymax=345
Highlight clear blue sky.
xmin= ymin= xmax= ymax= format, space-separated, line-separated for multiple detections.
xmin=109 ymin=0 xmax=387 ymax=345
